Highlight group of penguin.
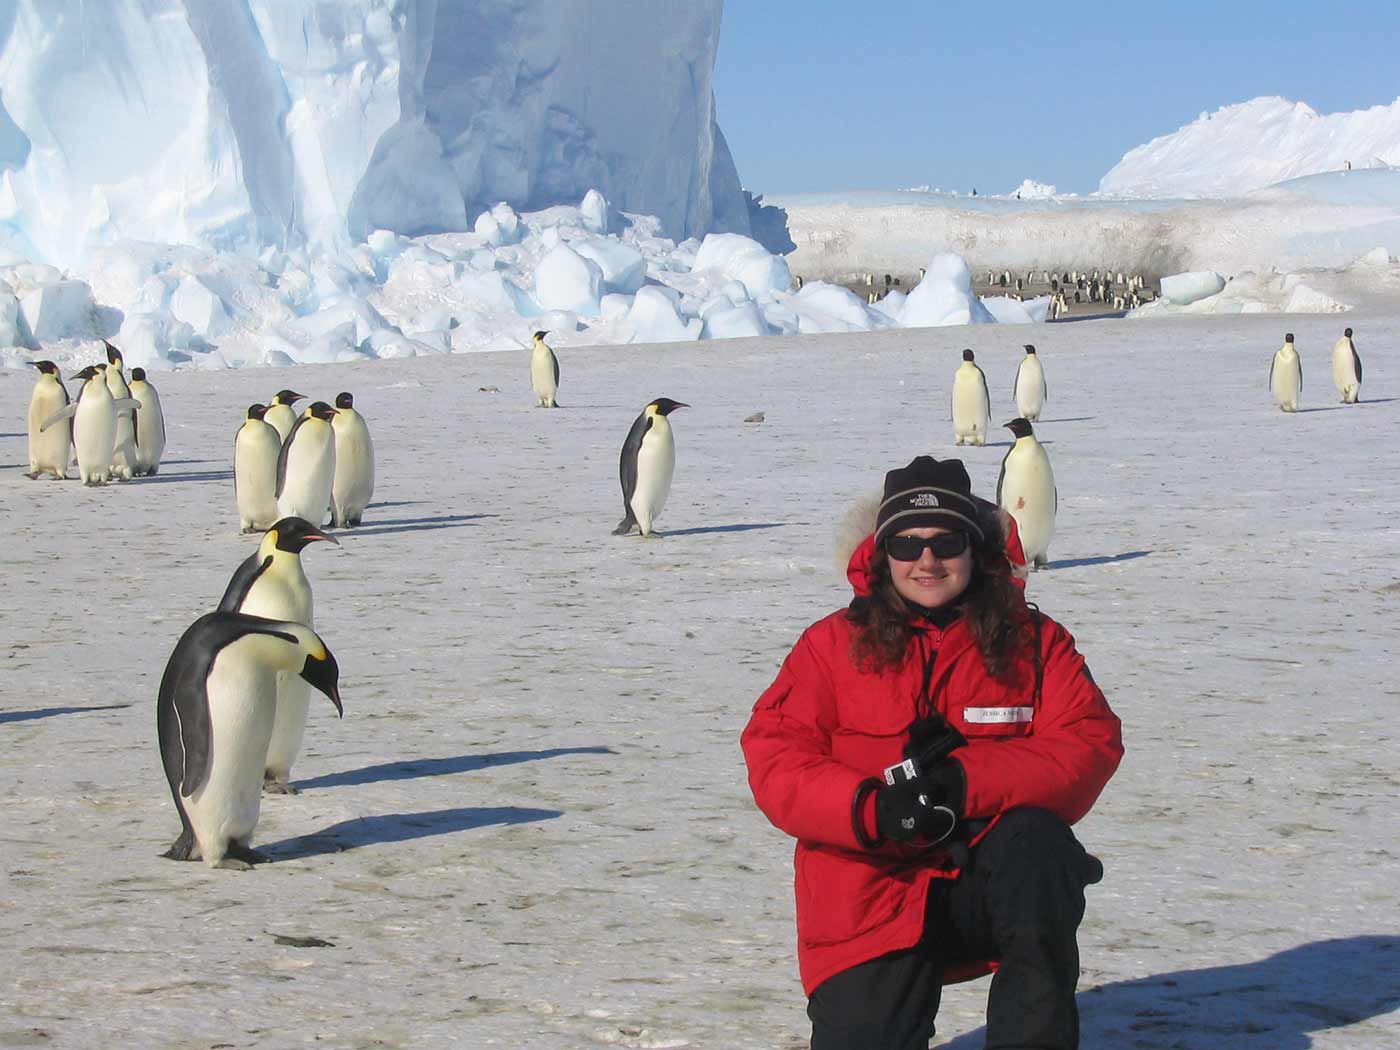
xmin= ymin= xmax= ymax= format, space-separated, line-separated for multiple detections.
xmin=1269 ymin=327 xmax=1364 ymax=411
xmin=233 ymin=390 xmax=376 ymax=533
xmin=25 ymin=342 xmax=166 ymax=484
xmin=949 ymin=344 xmax=1057 ymax=570
xmin=159 ymin=517 xmax=343 ymax=869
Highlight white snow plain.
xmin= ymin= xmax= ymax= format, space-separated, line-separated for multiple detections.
xmin=3 ymin=307 xmax=1399 ymax=1048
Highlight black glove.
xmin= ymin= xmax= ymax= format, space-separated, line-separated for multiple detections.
xmin=875 ymin=775 xmax=958 ymax=845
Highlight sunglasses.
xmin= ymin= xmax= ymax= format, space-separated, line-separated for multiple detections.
xmin=885 ymin=532 xmax=971 ymax=561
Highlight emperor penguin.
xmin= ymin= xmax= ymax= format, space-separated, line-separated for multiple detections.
xmin=530 ymin=330 xmax=560 ymax=408
xmin=613 ymin=397 xmax=688 ymax=537
xmin=264 ymin=390 xmax=306 ymax=444
xmin=157 ymin=610 xmax=341 ymax=869
xmin=1013 ymin=344 xmax=1048 ymax=421
xmin=26 ymin=361 xmax=71 ymax=480
xmin=330 ymin=392 xmax=375 ymax=528
xmin=951 ymin=349 xmax=991 ymax=446
xmin=276 ymin=402 xmax=337 ymax=526
xmin=40 ymin=366 xmax=138 ymax=486
xmin=234 ymin=405 xmax=282 ymax=534
xmin=218 ymin=517 xmax=338 ymax=793
xmin=1269 ymin=333 xmax=1303 ymax=412
xmin=1331 ymin=327 xmax=1362 ymax=404
xmin=997 ymin=417 xmax=1056 ymax=570
xmin=128 ymin=367 xmax=167 ymax=475
xmin=104 ymin=342 xmax=138 ymax=481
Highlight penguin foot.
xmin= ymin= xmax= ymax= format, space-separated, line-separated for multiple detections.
xmin=161 ymin=829 xmax=199 ymax=862
xmin=225 ymin=843 xmax=271 ymax=866
xmin=612 ymin=518 xmax=638 ymax=536
xmin=263 ymin=778 xmax=300 ymax=796
xmin=214 ymin=857 xmax=255 ymax=871
xmin=147 ymin=466 xmax=159 ymax=476
xmin=24 ymin=470 xmax=39 ymax=480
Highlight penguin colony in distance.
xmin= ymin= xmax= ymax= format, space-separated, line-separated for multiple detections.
xmin=530 ymin=330 xmax=560 ymax=408
xmin=158 ymin=610 xmax=341 ymax=869
xmin=998 ymin=417 xmax=1057 ymax=570
xmin=276 ymin=401 xmax=339 ymax=525
xmin=1331 ymin=327 xmax=1363 ymax=404
xmin=217 ymin=518 xmax=338 ymax=792
xmin=30 ymin=345 xmax=156 ymax=484
xmin=39 ymin=364 xmax=140 ymax=485
xmin=614 ymin=397 xmax=688 ymax=537
xmin=1269 ymin=334 xmax=1303 ymax=412
xmin=1013 ymin=344 xmax=1047 ymax=422
xmin=951 ymin=349 xmax=991 ymax=446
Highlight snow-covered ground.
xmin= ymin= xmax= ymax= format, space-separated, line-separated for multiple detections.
xmin=3 ymin=308 xmax=1398 ymax=1048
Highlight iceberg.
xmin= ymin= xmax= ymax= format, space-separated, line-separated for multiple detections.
xmin=0 ymin=1 xmax=750 ymax=269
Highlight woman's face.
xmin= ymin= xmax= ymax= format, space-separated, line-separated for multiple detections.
xmin=886 ymin=527 xmax=973 ymax=610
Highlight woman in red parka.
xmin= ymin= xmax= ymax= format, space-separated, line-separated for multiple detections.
xmin=742 ymin=455 xmax=1122 ymax=1050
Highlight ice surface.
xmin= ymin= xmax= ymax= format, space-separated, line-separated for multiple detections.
xmin=3 ymin=311 xmax=1398 ymax=1048
xmin=1100 ymin=96 xmax=1400 ymax=199
xmin=1160 ymin=271 xmax=1227 ymax=306
xmin=0 ymin=0 xmax=748 ymax=270
xmin=901 ymin=253 xmax=996 ymax=328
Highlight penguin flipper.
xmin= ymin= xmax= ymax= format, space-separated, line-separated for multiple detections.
xmin=276 ymin=416 xmax=309 ymax=498
xmin=112 ymin=397 xmax=141 ymax=412
xmin=217 ymin=553 xmax=273 ymax=613
xmin=995 ymin=450 xmax=1010 ymax=505
xmin=1268 ymin=356 xmax=1275 ymax=389
xmin=1353 ymin=350 xmax=1362 ymax=384
xmin=552 ymin=351 xmax=560 ymax=387
xmin=618 ymin=411 xmax=650 ymax=517
xmin=39 ymin=403 xmax=78 ymax=433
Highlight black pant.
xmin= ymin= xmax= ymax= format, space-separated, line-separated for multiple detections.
xmin=807 ymin=808 xmax=1102 ymax=1050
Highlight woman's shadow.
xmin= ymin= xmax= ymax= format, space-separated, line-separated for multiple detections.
xmin=937 ymin=936 xmax=1400 ymax=1048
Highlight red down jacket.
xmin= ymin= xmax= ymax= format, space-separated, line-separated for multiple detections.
xmin=741 ymin=537 xmax=1123 ymax=996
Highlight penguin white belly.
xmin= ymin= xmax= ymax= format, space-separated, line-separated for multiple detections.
xmin=235 ymin=425 xmax=281 ymax=532
xmin=952 ymin=371 xmax=989 ymax=445
xmin=73 ymin=395 xmax=116 ymax=485
xmin=236 ymin=567 xmax=314 ymax=786
xmin=133 ymin=387 xmax=166 ymax=474
xmin=110 ymin=409 xmax=138 ymax=480
xmin=1331 ymin=347 xmax=1359 ymax=403
xmin=278 ymin=430 xmax=336 ymax=525
xmin=1271 ymin=351 xmax=1301 ymax=412
xmin=28 ymin=387 xmax=70 ymax=479
xmin=183 ymin=659 xmax=278 ymax=866
xmin=630 ymin=423 xmax=676 ymax=535
xmin=531 ymin=348 xmax=558 ymax=407
xmin=1001 ymin=445 xmax=1056 ymax=567
xmin=331 ymin=415 xmax=375 ymax=527
xmin=1015 ymin=360 xmax=1047 ymax=421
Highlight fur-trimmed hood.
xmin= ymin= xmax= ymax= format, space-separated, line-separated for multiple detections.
xmin=834 ymin=491 xmax=1027 ymax=596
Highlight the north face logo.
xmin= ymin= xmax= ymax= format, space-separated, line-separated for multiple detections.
xmin=910 ymin=492 xmax=940 ymax=507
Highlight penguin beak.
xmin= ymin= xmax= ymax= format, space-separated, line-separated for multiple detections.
xmin=306 ymin=531 xmax=341 ymax=547
xmin=326 ymin=685 xmax=343 ymax=716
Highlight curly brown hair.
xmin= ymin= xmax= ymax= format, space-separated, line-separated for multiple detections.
xmin=848 ymin=512 xmax=1030 ymax=679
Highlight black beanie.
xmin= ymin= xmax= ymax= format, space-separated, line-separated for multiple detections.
xmin=874 ymin=456 xmax=985 ymax=547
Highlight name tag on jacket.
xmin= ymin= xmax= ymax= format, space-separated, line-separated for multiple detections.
xmin=963 ymin=706 xmax=1034 ymax=724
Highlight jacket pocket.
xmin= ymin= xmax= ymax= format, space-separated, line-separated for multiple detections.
xmin=795 ymin=845 xmax=904 ymax=947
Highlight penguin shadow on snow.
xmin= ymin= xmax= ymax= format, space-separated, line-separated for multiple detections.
xmin=1040 ymin=551 xmax=1150 ymax=571
xmin=134 ymin=467 xmax=234 ymax=484
xmin=654 ymin=522 xmax=788 ymax=538
xmin=333 ymin=512 xmax=495 ymax=538
xmin=259 ymin=805 xmax=562 ymax=860
xmin=1033 ymin=416 xmax=1095 ymax=424
xmin=294 ymin=746 xmax=615 ymax=790
xmin=1 ymin=703 xmax=132 ymax=725
xmin=934 ymin=935 xmax=1400 ymax=1050
xmin=365 ymin=499 xmax=428 ymax=511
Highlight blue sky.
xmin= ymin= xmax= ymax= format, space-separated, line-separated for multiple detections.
xmin=714 ymin=2 xmax=1400 ymax=196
